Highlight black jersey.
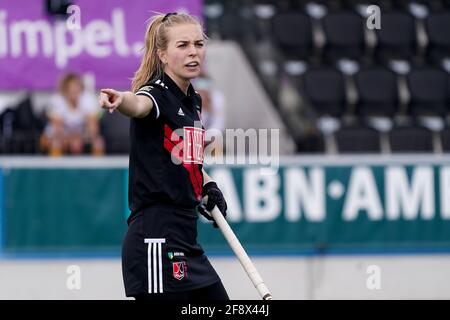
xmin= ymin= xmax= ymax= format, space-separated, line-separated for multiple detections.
xmin=129 ymin=73 xmax=205 ymax=216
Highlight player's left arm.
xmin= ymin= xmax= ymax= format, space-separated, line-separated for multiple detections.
xmin=202 ymin=168 xmax=213 ymax=184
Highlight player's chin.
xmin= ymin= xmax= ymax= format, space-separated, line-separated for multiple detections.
xmin=184 ymin=66 xmax=201 ymax=78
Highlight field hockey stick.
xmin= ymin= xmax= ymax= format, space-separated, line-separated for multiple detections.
xmin=209 ymin=206 xmax=273 ymax=300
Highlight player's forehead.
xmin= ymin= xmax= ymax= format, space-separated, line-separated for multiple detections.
xmin=167 ymin=23 xmax=204 ymax=43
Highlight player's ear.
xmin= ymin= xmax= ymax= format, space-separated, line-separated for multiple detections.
xmin=157 ymin=49 xmax=167 ymax=65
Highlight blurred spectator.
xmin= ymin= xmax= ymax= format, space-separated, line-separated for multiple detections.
xmin=193 ymin=72 xmax=225 ymax=156
xmin=40 ymin=73 xmax=104 ymax=156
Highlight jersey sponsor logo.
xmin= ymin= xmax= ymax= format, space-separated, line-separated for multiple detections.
xmin=172 ymin=261 xmax=187 ymax=280
xmin=183 ymin=126 xmax=205 ymax=164
xmin=168 ymin=251 xmax=185 ymax=260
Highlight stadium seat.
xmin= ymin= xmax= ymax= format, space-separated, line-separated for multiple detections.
xmin=0 ymin=95 xmax=44 ymax=154
xmin=354 ymin=66 xmax=399 ymax=117
xmin=321 ymin=11 xmax=365 ymax=62
xmin=342 ymin=0 xmax=394 ymax=10
xmin=406 ymin=66 xmax=450 ymax=116
xmin=271 ymin=12 xmax=313 ymax=60
xmin=294 ymin=130 xmax=326 ymax=153
xmin=425 ymin=11 xmax=450 ymax=64
xmin=252 ymin=2 xmax=277 ymax=42
xmin=395 ymin=0 xmax=444 ymax=11
xmin=389 ymin=125 xmax=434 ymax=152
xmin=374 ymin=11 xmax=418 ymax=63
xmin=219 ymin=10 xmax=257 ymax=43
xmin=100 ymin=111 xmax=130 ymax=154
xmin=301 ymin=66 xmax=347 ymax=117
xmin=335 ymin=124 xmax=382 ymax=153
xmin=203 ymin=1 xmax=224 ymax=39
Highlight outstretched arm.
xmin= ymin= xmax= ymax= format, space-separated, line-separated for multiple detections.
xmin=98 ymin=89 xmax=153 ymax=118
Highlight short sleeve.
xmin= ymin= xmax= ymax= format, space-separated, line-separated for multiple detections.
xmin=135 ymin=84 xmax=163 ymax=119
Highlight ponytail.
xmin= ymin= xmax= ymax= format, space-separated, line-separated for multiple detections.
xmin=131 ymin=15 xmax=165 ymax=93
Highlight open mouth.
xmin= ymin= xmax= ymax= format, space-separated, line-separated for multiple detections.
xmin=185 ymin=62 xmax=199 ymax=67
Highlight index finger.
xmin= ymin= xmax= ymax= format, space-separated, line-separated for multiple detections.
xmin=100 ymin=88 xmax=116 ymax=96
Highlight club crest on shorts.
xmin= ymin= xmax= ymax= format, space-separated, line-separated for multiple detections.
xmin=172 ymin=261 xmax=187 ymax=280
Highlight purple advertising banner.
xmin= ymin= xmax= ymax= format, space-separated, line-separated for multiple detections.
xmin=0 ymin=0 xmax=202 ymax=90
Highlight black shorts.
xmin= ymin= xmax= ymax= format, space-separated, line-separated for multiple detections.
xmin=122 ymin=204 xmax=221 ymax=297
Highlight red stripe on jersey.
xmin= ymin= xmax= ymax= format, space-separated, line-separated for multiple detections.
xmin=165 ymin=124 xmax=181 ymax=143
xmin=164 ymin=138 xmax=183 ymax=162
xmin=182 ymin=162 xmax=203 ymax=201
xmin=188 ymin=163 xmax=203 ymax=200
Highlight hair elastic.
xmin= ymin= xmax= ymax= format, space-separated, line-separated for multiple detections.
xmin=162 ymin=12 xmax=177 ymax=22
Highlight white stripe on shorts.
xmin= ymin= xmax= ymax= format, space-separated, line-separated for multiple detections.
xmin=144 ymin=238 xmax=166 ymax=293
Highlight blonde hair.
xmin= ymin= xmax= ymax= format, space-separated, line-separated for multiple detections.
xmin=131 ymin=13 xmax=205 ymax=93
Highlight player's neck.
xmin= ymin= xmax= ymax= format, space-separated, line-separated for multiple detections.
xmin=165 ymin=71 xmax=190 ymax=95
